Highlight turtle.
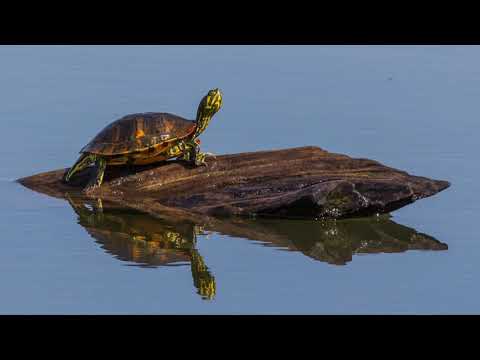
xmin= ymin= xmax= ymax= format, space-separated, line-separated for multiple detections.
xmin=63 ymin=88 xmax=223 ymax=192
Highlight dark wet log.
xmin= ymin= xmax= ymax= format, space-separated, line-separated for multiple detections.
xmin=17 ymin=146 xmax=450 ymax=219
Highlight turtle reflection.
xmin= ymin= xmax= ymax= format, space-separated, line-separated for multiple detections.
xmin=66 ymin=195 xmax=448 ymax=299
xmin=66 ymin=196 xmax=216 ymax=300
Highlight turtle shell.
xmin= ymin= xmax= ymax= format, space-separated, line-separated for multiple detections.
xmin=80 ymin=112 xmax=197 ymax=156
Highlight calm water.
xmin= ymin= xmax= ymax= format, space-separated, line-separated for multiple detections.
xmin=0 ymin=45 xmax=476 ymax=314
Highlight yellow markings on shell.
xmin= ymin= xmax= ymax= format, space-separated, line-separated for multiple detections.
xmin=131 ymin=153 xmax=168 ymax=165
xmin=105 ymin=134 xmax=194 ymax=167
xmin=132 ymin=235 xmax=146 ymax=241
xmin=107 ymin=156 xmax=129 ymax=165
xmin=135 ymin=129 xmax=145 ymax=138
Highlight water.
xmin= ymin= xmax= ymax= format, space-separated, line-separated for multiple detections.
xmin=0 ymin=45 xmax=476 ymax=314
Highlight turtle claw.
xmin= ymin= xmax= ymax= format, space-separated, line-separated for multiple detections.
xmin=193 ymin=152 xmax=208 ymax=167
xmin=195 ymin=159 xmax=209 ymax=167
xmin=194 ymin=152 xmax=217 ymax=167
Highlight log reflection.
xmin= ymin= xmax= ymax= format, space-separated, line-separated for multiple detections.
xmin=213 ymin=216 xmax=448 ymax=265
xmin=66 ymin=195 xmax=448 ymax=300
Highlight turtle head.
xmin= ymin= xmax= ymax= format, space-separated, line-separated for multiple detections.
xmin=198 ymin=88 xmax=223 ymax=117
xmin=203 ymin=88 xmax=223 ymax=115
xmin=194 ymin=88 xmax=223 ymax=137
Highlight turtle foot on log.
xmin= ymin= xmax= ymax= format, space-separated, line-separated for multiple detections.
xmin=17 ymin=146 xmax=450 ymax=220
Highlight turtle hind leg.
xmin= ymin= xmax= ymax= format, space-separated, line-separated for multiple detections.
xmin=83 ymin=157 xmax=107 ymax=193
xmin=63 ymin=153 xmax=96 ymax=183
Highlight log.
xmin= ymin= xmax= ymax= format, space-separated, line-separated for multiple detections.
xmin=17 ymin=146 xmax=450 ymax=219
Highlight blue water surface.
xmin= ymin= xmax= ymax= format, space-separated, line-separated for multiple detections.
xmin=0 ymin=45 xmax=476 ymax=314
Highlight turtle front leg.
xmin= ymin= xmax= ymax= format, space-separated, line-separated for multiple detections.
xmin=180 ymin=140 xmax=215 ymax=167
xmin=83 ymin=156 xmax=107 ymax=193
xmin=195 ymin=150 xmax=217 ymax=167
